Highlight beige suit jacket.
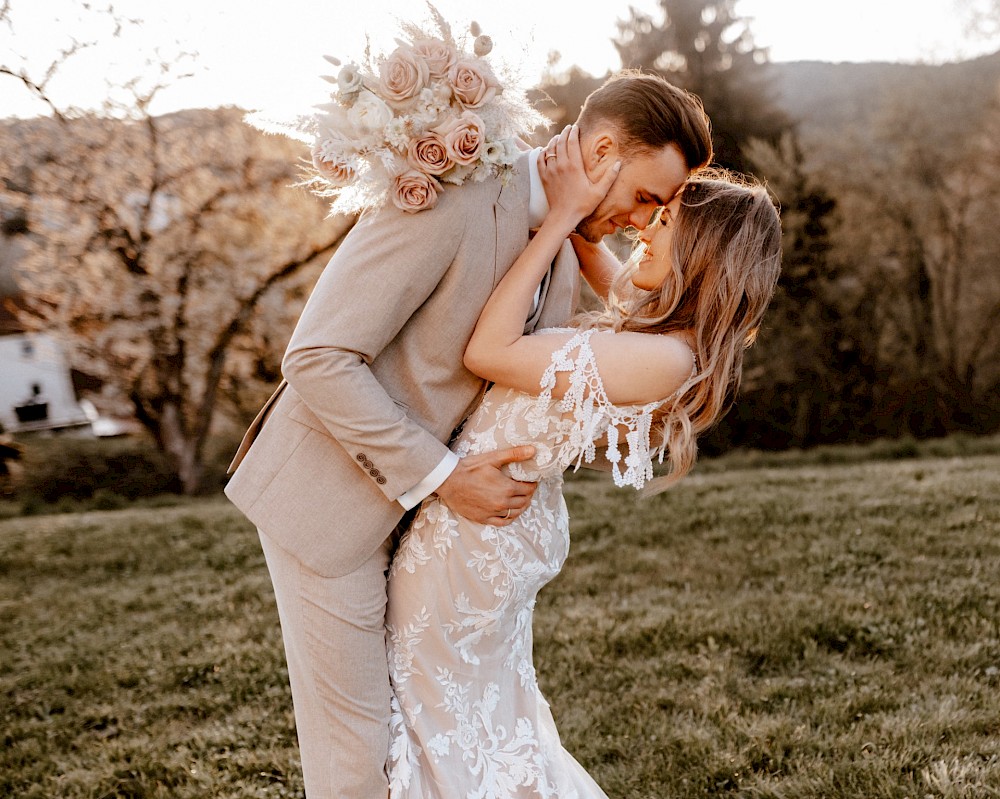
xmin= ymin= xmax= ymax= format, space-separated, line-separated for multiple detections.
xmin=224 ymin=152 xmax=580 ymax=577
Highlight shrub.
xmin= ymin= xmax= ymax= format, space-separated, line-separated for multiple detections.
xmin=14 ymin=436 xmax=181 ymax=504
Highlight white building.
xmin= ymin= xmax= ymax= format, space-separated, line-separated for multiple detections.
xmin=0 ymin=330 xmax=91 ymax=434
xmin=0 ymin=233 xmax=92 ymax=434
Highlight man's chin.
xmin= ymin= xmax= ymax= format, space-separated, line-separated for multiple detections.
xmin=575 ymin=218 xmax=605 ymax=244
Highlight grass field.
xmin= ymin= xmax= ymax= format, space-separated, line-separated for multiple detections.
xmin=2 ymin=449 xmax=999 ymax=798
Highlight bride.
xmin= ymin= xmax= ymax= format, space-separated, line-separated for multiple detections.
xmin=385 ymin=124 xmax=782 ymax=797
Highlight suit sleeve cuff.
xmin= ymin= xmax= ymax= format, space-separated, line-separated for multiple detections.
xmin=396 ymin=451 xmax=460 ymax=511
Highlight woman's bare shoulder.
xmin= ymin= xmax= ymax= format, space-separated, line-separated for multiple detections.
xmin=588 ymin=330 xmax=695 ymax=406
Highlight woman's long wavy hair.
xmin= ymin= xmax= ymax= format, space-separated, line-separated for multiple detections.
xmin=578 ymin=171 xmax=782 ymax=491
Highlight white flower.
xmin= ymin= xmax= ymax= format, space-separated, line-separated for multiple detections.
xmin=455 ymin=722 xmax=479 ymax=751
xmin=427 ymin=734 xmax=451 ymax=759
xmin=348 ymin=90 xmax=393 ymax=133
xmin=384 ymin=116 xmax=413 ymax=151
xmin=314 ymin=102 xmax=356 ymax=140
xmin=433 ymin=82 xmax=452 ymax=104
xmin=273 ymin=15 xmax=549 ymax=215
xmin=337 ymin=63 xmax=363 ymax=95
xmin=439 ymin=162 xmax=473 ymax=185
xmin=417 ymin=87 xmax=436 ymax=107
xmin=514 ymin=717 xmax=534 ymax=739
xmin=482 ymin=137 xmax=517 ymax=167
xmin=482 ymin=682 xmax=501 ymax=712
xmin=422 ymin=499 xmax=452 ymax=524
xmin=415 ymin=86 xmax=450 ymax=122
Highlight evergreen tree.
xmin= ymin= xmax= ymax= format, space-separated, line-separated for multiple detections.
xmin=613 ymin=0 xmax=790 ymax=173
xmin=705 ymin=135 xmax=879 ymax=451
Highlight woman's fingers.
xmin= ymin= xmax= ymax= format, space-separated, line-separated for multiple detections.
xmin=595 ymin=158 xmax=622 ymax=193
xmin=542 ymin=124 xmax=574 ymax=165
xmin=537 ymin=124 xmax=618 ymax=221
xmin=555 ymin=124 xmax=572 ymax=160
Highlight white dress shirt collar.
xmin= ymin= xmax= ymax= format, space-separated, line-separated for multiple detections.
xmin=527 ymin=148 xmax=550 ymax=230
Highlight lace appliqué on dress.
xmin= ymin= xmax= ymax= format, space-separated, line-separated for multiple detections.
xmin=384 ymin=327 xmax=694 ymax=798
xmin=533 ymin=328 xmax=670 ymax=491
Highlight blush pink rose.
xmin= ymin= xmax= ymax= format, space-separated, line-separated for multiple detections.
xmin=411 ymin=38 xmax=457 ymax=80
xmin=311 ymin=145 xmax=355 ymax=186
xmin=378 ymin=46 xmax=429 ymax=104
xmin=435 ymin=112 xmax=485 ymax=166
xmin=448 ymin=59 xmax=500 ymax=109
xmin=392 ymin=169 xmax=441 ymax=213
xmin=406 ymin=131 xmax=453 ymax=175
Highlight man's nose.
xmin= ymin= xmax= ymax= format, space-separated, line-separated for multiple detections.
xmin=627 ymin=207 xmax=651 ymax=229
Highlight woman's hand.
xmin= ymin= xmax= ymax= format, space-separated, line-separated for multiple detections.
xmin=538 ymin=124 xmax=619 ymax=230
xmin=465 ymin=127 xmax=620 ymax=374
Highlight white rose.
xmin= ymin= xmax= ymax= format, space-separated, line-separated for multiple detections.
xmin=348 ymin=90 xmax=393 ymax=133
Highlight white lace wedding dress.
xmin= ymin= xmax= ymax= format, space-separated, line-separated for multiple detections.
xmin=386 ymin=329 xmax=681 ymax=798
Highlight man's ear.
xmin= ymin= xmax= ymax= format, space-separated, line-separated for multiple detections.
xmin=588 ymin=132 xmax=618 ymax=173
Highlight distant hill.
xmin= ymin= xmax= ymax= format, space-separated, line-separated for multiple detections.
xmin=766 ymin=51 xmax=1000 ymax=165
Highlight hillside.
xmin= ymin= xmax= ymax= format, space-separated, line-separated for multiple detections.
xmin=767 ymin=50 xmax=1000 ymax=162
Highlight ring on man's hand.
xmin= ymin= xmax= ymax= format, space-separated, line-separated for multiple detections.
xmin=543 ymin=152 xmax=555 ymax=163
xmin=503 ymin=508 xmax=512 ymax=519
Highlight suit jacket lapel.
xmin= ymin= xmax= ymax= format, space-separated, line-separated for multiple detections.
xmin=522 ymin=265 xmax=551 ymax=334
xmin=534 ymin=239 xmax=581 ymax=331
xmin=496 ymin=149 xmax=581 ymax=332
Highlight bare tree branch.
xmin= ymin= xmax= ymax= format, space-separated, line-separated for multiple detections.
xmin=0 ymin=67 xmax=68 ymax=124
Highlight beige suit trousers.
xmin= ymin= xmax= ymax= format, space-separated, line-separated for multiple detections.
xmin=258 ymin=528 xmax=394 ymax=799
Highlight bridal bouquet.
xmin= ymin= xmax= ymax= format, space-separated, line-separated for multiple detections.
xmin=295 ymin=9 xmax=545 ymax=215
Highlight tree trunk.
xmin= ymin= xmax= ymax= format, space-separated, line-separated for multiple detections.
xmin=159 ymin=401 xmax=203 ymax=495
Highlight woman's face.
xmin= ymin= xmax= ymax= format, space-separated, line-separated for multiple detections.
xmin=631 ymin=194 xmax=683 ymax=292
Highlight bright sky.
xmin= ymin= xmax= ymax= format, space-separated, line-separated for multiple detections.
xmin=1 ymin=0 xmax=997 ymax=119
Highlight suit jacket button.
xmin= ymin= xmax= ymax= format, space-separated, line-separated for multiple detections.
xmin=356 ymin=452 xmax=367 ymax=462
xmin=369 ymin=468 xmax=380 ymax=477
xmin=363 ymin=459 xmax=374 ymax=469
xmin=376 ymin=475 xmax=387 ymax=485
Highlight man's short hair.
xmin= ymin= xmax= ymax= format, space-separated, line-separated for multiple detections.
xmin=578 ymin=71 xmax=713 ymax=170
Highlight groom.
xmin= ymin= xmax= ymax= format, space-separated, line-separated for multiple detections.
xmin=226 ymin=71 xmax=712 ymax=798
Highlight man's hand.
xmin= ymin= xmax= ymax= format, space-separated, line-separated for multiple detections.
xmin=434 ymin=445 xmax=538 ymax=526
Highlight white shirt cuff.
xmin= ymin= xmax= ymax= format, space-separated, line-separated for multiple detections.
xmin=396 ymin=451 xmax=460 ymax=511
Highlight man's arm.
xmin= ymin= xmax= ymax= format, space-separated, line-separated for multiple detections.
xmin=282 ymin=191 xmax=467 ymax=500
xmin=282 ymin=186 xmax=537 ymax=523
xmin=569 ymin=234 xmax=622 ymax=302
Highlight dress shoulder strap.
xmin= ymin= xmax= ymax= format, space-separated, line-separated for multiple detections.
xmin=535 ymin=328 xmax=674 ymax=490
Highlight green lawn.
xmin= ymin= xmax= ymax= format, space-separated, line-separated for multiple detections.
xmin=2 ymin=452 xmax=999 ymax=798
